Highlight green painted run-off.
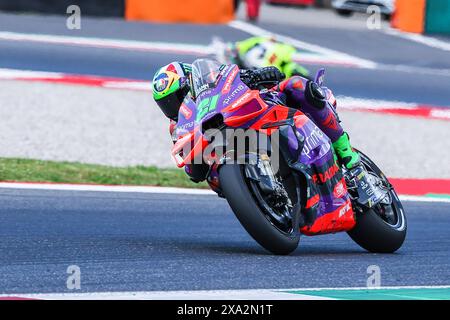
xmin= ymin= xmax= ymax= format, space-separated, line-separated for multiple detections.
xmin=426 ymin=193 xmax=450 ymax=199
xmin=285 ymin=288 xmax=450 ymax=300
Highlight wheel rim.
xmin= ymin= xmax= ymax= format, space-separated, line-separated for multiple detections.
xmin=245 ymin=165 xmax=297 ymax=236
xmin=359 ymin=155 xmax=406 ymax=231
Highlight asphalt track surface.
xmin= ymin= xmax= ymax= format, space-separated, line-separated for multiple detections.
xmin=1 ymin=12 xmax=450 ymax=106
xmin=0 ymin=188 xmax=449 ymax=294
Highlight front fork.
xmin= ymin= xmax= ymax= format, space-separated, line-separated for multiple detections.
xmin=244 ymin=154 xmax=292 ymax=209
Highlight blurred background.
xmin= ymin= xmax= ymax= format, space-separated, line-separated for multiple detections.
xmin=0 ymin=0 xmax=449 ymax=182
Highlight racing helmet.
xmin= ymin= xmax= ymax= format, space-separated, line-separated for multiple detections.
xmin=152 ymin=62 xmax=191 ymax=120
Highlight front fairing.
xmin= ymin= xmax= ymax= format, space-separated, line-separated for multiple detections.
xmin=174 ymin=64 xmax=254 ymax=138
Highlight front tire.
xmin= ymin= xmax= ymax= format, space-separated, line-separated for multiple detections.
xmin=347 ymin=151 xmax=407 ymax=253
xmin=219 ymin=163 xmax=300 ymax=255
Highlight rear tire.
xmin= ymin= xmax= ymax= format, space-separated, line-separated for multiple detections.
xmin=219 ymin=163 xmax=300 ymax=255
xmin=348 ymin=197 xmax=406 ymax=253
xmin=347 ymin=151 xmax=407 ymax=253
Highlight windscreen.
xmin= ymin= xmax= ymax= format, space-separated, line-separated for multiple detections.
xmin=191 ymin=59 xmax=223 ymax=99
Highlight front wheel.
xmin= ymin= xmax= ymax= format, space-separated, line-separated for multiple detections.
xmin=347 ymin=151 xmax=407 ymax=253
xmin=219 ymin=163 xmax=300 ymax=255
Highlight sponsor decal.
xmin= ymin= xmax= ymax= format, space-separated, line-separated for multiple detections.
xmin=196 ymin=94 xmax=220 ymax=122
xmin=221 ymin=67 xmax=240 ymax=94
xmin=197 ymin=83 xmax=210 ymax=94
xmin=223 ymin=84 xmax=246 ymax=106
xmin=197 ymin=89 xmax=213 ymax=101
xmin=338 ymin=201 xmax=352 ymax=218
xmin=302 ymin=126 xmax=325 ymax=159
xmin=154 ymin=73 xmax=170 ymax=92
xmin=228 ymin=91 xmax=252 ymax=111
xmin=333 ymin=179 xmax=346 ymax=198
xmin=176 ymin=121 xmax=194 ymax=133
xmin=312 ymin=163 xmax=340 ymax=184
xmin=179 ymin=103 xmax=192 ymax=120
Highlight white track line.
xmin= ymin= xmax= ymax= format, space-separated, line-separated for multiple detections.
xmin=0 ymin=67 xmax=66 ymax=79
xmin=384 ymin=28 xmax=450 ymax=52
xmin=2 ymin=285 xmax=448 ymax=300
xmin=0 ymin=31 xmax=212 ymax=55
xmin=430 ymin=108 xmax=450 ymax=120
xmin=2 ymin=28 xmax=449 ymax=76
xmin=337 ymin=96 xmax=418 ymax=110
xmin=0 ymin=27 xmax=376 ymax=69
xmin=376 ymin=62 xmax=450 ymax=77
xmin=228 ymin=20 xmax=378 ymax=69
xmin=0 ymin=182 xmax=215 ymax=195
xmin=0 ymin=289 xmax=328 ymax=300
xmin=0 ymin=182 xmax=449 ymax=203
xmin=0 ymin=30 xmax=363 ymax=69
xmin=398 ymin=195 xmax=450 ymax=204
xmin=2 ymin=29 xmax=448 ymax=76
xmin=283 ymin=285 xmax=450 ymax=291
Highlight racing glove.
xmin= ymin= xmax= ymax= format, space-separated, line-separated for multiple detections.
xmin=240 ymin=67 xmax=285 ymax=89
xmin=254 ymin=66 xmax=285 ymax=84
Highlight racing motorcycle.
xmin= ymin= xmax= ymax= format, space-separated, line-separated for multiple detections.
xmin=171 ymin=58 xmax=407 ymax=255
xmin=212 ymin=36 xmax=311 ymax=80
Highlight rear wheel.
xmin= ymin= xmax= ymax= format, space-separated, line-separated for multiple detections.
xmin=347 ymin=151 xmax=407 ymax=253
xmin=219 ymin=162 xmax=300 ymax=255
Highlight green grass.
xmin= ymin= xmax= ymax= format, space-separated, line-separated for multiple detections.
xmin=0 ymin=158 xmax=208 ymax=188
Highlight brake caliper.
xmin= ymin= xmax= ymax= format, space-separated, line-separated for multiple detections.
xmin=346 ymin=165 xmax=389 ymax=208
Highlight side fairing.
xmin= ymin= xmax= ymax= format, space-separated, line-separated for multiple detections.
xmin=174 ymin=97 xmax=197 ymax=138
xmin=284 ymin=114 xmax=355 ymax=235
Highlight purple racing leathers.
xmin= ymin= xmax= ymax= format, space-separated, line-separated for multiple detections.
xmin=275 ymin=76 xmax=344 ymax=143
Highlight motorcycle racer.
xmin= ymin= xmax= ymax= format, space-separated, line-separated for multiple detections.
xmin=152 ymin=61 xmax=360 ymax=177
xmin=223 ymin=36 xmax=311 ymax=80
xmin=152 ymin=60 xmax=405 ymax=254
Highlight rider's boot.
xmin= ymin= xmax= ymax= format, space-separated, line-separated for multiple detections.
xmin=332 ymin=132 xmax=360 ymax=170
